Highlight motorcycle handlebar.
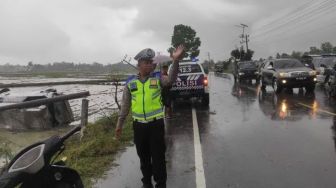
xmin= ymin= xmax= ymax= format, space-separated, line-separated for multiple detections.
xmin=60 ymin=126 xmax=81 ymax=143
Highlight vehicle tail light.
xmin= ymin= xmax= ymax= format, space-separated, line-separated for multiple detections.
xmin=203 ymin=77 xmax=208 ymax=86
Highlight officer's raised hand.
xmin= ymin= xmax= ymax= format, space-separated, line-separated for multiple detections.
xmin=171 ymin=45 xmax=185 ymax=62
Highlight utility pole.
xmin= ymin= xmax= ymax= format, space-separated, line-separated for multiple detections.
xmin=207 ymin=52 xmax=211 ymax=72
xmin=245 ymin=34 xmax=249 ymax=51
xmin=235 ymin=23 xmax=249 ymax=51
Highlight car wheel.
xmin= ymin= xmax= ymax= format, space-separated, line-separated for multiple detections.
xmin=285 ymin=88 xmax=294 ymax=94
xmin=272 ymin=79 xmax=282 ymax=94
xmin=202 ymin=93 xmax=210 ymax=106
xmin=305 ymin=84 xmax=315 ymax=93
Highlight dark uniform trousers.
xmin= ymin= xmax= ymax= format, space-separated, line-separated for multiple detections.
xmin=133 ymin=119 xmax=166 ymax=188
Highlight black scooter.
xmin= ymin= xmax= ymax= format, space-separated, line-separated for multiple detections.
xmin=0 ymin=126 xmax=83 ymax=188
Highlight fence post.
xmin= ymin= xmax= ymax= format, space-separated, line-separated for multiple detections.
xmin=80 ymin=99 xmax=89 ymax=140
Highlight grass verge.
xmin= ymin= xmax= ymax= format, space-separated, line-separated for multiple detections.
xmin=59 ymin=113 xmax=133 ymax=187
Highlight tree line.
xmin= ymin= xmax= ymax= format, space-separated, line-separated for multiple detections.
xmin=1 ymin=24 xmax=203 ymax=74
xmin=272 ymin=42 xmax=336 ymax=60
xmin=0 ymin=62 xmax=136 ymax=74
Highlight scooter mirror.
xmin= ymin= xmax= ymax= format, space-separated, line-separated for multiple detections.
xmin=8 ymin=144 xmax=45 ymax=174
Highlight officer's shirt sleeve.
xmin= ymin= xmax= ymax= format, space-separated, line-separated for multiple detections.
xmin=116 ymin=85 xmax=131 ymax=128
xmin=161 ymin=61 xmax=179 ymax=87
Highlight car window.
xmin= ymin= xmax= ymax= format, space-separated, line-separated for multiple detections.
xmin=238 ymin=61 xmax=257 ymax=69
xmin=274 ymin=59 xmax=304 ymax=69
xmin=178 ymin=64 xmax=202 ymax=74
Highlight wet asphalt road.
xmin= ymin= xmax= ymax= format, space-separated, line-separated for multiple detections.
xmin=96 ymin=72 xmax=336 ymax=188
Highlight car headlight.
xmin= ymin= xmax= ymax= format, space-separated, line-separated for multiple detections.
xmin=309 ymin=70 xmax=317 ymax=76
xmin=279 ymin=72 xmax=290 ymax=77
xmin=255 ymin=71 xmax=259 ymax=74
xmin=238 ymin=72 xmax=245 ymax=75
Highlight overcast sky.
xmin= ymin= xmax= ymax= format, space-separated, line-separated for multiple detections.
xmin=0 ymin=0 xmax=336 ymax=65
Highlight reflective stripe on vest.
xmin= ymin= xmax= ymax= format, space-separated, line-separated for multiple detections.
xmin=128 ymin=77 xmax=164 ymax=121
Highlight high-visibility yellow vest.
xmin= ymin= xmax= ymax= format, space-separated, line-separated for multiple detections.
xmin=128 ymin=77 xmax=164 ymax=122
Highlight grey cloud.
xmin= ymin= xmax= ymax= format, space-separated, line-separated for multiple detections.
xmin=0 ymin=0 xmax=335 ymax=64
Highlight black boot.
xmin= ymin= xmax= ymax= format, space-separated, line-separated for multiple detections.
xmin=155 ymin=184 xmax=166 ymax=188
xmin=142 ymin=183 xmax=154 ymax=188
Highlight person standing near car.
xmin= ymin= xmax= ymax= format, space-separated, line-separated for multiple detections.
xmin=160 ymin=64 xmax=173 ymax=118
xmin=115 ymin=45 xmax=184 ymax=188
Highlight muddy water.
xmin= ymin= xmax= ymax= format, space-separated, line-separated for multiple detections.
xmin=0 ymin=76 xmax=93 ymax=84
xmin=0 ymin=77 xmax=124 ymax=168
xmin=0 ymin=126 xmax=71 ymax=167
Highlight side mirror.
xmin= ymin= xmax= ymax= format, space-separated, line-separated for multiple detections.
xmin=267 ymin=65 xmax=274 ymax=70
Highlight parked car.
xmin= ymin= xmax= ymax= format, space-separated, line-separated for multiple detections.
xmin=260 ymin=58 xmax=317 ymax=93
xmin=312 ymin=55 xmax=336 ymax=84
xmin=169 ymin=61 xmax=209 ymax=106
xmin=233 ymin=61 xmax=259 ymax=83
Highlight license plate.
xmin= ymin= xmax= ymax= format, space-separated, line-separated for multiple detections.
xmin=296 ymin=77 xmax=307 ymax=80
xmin=175 ymin=80 xmax=199 ymax=87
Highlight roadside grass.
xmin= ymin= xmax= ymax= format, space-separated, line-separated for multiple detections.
xmin=60 ymin=113 xmax=133 ymax=187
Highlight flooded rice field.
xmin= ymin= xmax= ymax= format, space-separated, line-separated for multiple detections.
xmin=0 ymin=76 xmax=94 ymax=84
xmin=0 ymin=77 xmax=123 ymax=167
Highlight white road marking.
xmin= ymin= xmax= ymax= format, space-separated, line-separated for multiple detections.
xmin=298 ymin=102 xmax=336 ymax=116
xmin=192 ymin=107 xmax=206 ymax=188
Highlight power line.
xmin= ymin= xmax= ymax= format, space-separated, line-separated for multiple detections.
xmin=254 ymin=0 xmax=336 ymax=41
xmin=252 ymin=0 xmax=316 ymax=33
xmin=253 ymin=21 xmax=336 ymax=46
xmin=251 ymin=0 xmax=335 ymax=40
xmin=252 ymin=0 xmax=327 ymax=37
xmin=252 ymin=1 xmax=336 ymax=42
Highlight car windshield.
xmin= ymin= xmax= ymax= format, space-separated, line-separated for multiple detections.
xmin=238 ymin=61 xmax=257 ymax=69
xmin=320 ymin=57 xmax=336 ymax=67
xmin=274 ymin=59 xmax=304 ymax=69
xmin=178 ymin=64 xmax=202 ymax=74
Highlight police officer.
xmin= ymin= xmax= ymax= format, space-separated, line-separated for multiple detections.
xmin=115 ymin=45 xmax=184 ymax=188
